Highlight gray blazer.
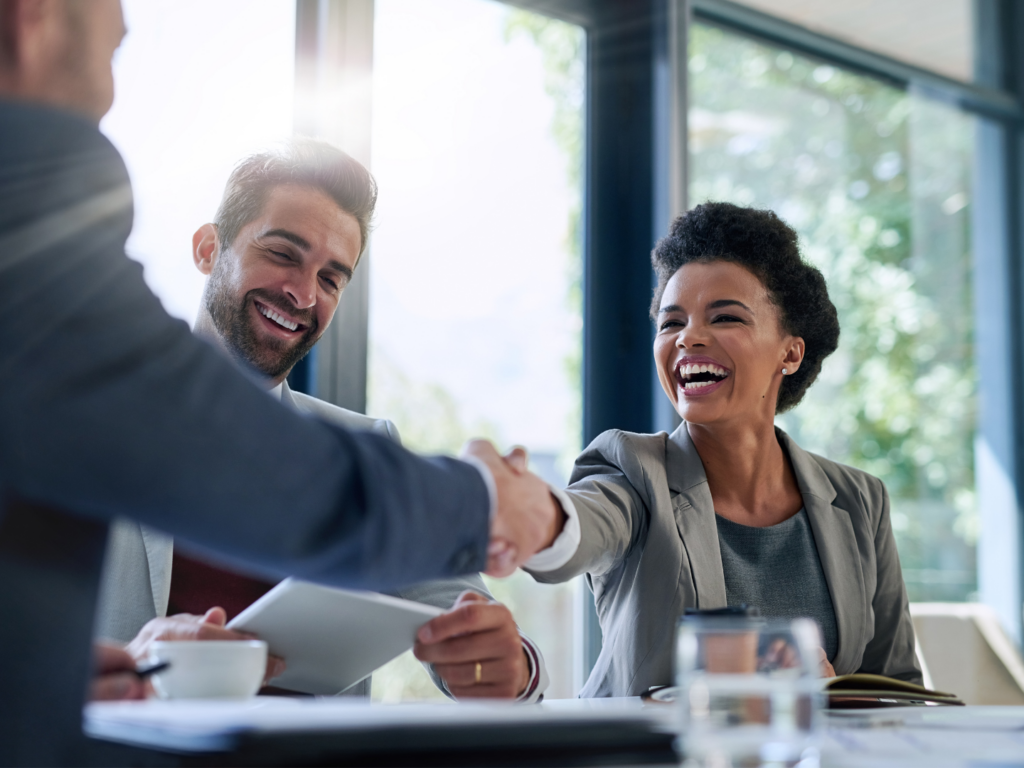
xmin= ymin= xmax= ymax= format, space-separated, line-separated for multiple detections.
xmin=528 ymin=424 xmax=921 ymax=697
xmin=95 ymin=381 xmax=504 ymax=696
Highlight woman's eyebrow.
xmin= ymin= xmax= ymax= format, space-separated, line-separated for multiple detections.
xmin=708 ymin=299 xmax=753 ymax=312
xmin=658 ymin=303 xmax=684 ymax=314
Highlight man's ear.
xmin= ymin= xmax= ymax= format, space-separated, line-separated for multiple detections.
xmin=192 ymin=223 xmax=219 ymax=276
xmin=0 ymin=0 xmax=48 ymax=73
xmin=0 ymin=1 xmax=21 ymax=66
xmin=782 ymin=337 xmax=806 ymax=374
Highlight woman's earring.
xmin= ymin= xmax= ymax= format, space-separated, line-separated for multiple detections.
xmin=781 ymin=368 xmax=788 ymax=375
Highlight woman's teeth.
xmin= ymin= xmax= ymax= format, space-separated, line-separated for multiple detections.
xmin=679 ymin=363 xmax=728 ymax=377
xmin=677 ymin=361 xmax=729 ymax=391
xmin=258 ymin=304 xmax=299 ymax=331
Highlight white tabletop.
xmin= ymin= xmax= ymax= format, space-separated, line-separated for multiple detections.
xmin=822 ymin=706 xmax=1024 ymax=767
xmin=85 ymin=696 xmax=1024 ymax=765
xmin=85 ymin=695 xmax=668 ymax=753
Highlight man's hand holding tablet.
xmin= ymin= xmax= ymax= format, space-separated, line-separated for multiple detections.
xmin=415 ymin=591 xmax=532 ymax=699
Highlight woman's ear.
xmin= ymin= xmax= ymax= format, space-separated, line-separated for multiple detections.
xmin=782 ymin=337 xmax=806 ymax=374
xmin=192 ymin=223 xmax=219 ymax=275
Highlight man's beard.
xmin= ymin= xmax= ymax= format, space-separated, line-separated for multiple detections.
xmin=204 ymin=271 xmax=321 ymax=381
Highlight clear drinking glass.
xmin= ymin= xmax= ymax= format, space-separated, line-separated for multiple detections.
xmin=675 ymin=616 xmax=824 ymax=768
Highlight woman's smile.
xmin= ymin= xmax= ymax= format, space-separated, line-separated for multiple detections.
xmin=654 ymin=261 xmax=792 ymax=423
xmin=675 ymin=356 xmax=731 ymax=397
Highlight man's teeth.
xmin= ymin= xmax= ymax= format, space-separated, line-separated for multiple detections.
xmin=258 ymin=304 xmax=298 ymax=331
xmin=679 ymin=363 xmax=728 ymax=377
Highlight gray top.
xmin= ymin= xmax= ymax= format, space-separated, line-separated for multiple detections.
xmin=716 ymin=509 xmax=839 ymax=661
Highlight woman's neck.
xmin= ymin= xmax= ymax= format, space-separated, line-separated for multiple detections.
xmin=686 ymin=418 xmax=803 ymax=526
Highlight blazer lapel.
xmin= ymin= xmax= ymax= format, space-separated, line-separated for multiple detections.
xmin=666 ymin=424 xmax=728 ymax=609
xmin=778 ymin=430 xmax=868 ymax=673
xmin=139 ymin=525 xmax=174 ymax=618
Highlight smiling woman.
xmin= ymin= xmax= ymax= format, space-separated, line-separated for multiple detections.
xmin=652 ymin=202 xmax=839 ymax=417
xmin=525 ymin=202 xmax=921 ymax=697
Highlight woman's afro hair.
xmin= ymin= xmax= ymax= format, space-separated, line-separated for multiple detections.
xmin=650 ymin=202 xmax=840 ymax=413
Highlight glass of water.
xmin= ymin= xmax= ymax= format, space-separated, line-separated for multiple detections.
xmin=675 ymin=615 xmax=824 ymax=768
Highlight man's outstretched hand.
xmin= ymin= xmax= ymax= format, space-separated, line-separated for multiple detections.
xmin=462 ymin=440 xmax=565 ymax=577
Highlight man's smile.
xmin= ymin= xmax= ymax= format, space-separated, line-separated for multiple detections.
xmin=252 ymin=299 xmax=308 ymax=338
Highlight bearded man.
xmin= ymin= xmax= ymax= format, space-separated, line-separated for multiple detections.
xmin=96 ymin=139 xmax=556 ymax=702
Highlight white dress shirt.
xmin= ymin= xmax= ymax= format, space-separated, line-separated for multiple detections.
xmin=524 ymin=487 xmax=581 ymax=572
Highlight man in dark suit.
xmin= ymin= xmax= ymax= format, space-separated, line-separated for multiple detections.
xmin=0 ymin=1 xmax=562 ymax=762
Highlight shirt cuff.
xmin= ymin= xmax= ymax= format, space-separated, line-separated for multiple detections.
xmin=523 ymin=486 xmax=580 ymax=572
xmin=516 ymin=635 xmax=549 ymax=703
xmin=460 ymin=455 xmax=497 ymax=520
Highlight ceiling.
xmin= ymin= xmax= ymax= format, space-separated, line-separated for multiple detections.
xmin=732 ymin=0 xmax=973 ymax=82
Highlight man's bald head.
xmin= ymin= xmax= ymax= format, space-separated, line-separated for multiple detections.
xmin=0 ymin=0 xmax=125 ymax=122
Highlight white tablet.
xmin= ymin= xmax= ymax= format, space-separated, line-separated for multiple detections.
xmin=228 ymin=578 xmax=443 ymax=695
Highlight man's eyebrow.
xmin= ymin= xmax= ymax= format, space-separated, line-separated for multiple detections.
xmin=259 ymin=228 xmax=312 ymax=250
xmin=326 ymin=260 xmax=353 ymax=280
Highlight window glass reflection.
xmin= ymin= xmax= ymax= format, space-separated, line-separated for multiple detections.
xmin=102 ymin=0 xmax=296 ymax=323
xmin=367 ymin=0 xmax=585 ymax=700
xmin=690 ymin=24 xmax=977 ymax=602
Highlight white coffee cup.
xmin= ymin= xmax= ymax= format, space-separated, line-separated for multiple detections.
xmin=148 ymin=640 xmax=268 ymax=700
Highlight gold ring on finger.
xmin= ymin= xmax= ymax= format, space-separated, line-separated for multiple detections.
xmin=475 ymin=661 xmax=482 ymax=684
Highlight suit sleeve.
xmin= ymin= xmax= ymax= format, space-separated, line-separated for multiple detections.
xmin=526 ymin=431 xmax=648 ymax=584
xmin=858 ymin=481 xmax=923 ymax=684
xmin=0 ymin=112 xmax=490 ymax=591
xmin=380 ymin=419 xmax=402 ymax=444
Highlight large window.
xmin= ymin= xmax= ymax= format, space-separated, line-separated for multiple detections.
xmin=96 ymin=0 xmax=1019 ymax=694
xmin=366 ymin=0 xmax=585 ymax=700
xmin=102 ymin=0 xmax=296 ymax=324
xmin=101 ymin=0 xmax=585 ymax=702
xmin=689 ymin=23 xmax=978 ymax=602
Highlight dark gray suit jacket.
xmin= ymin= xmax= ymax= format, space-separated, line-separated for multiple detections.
xmin=529 ymin=424 xmax=921 ymax=697
xmin=0 ymin=101 xmax=491 ymax=591
xmin=0 ymin=100 xmax=490 ymax=763
xmin=96 ymin=381 xmax=538 ymax=698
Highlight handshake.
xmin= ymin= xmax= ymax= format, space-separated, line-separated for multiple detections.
xmin=463 ymin=440 xmax=567 ymax=578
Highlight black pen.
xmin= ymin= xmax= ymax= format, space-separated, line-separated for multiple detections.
xmin=133 ymin=661 xmax=170 ymax=679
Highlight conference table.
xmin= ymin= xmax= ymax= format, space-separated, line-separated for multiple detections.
xmin=84 ymin=696 xmax=1024 ymax=767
